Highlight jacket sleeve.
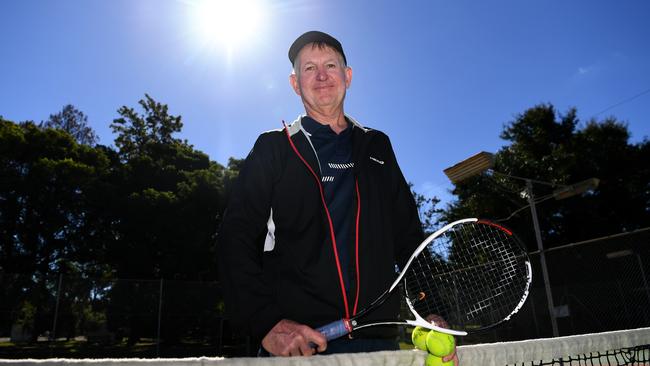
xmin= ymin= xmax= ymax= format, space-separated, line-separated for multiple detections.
xmin=218 ymin=133 xmax=283 ymax=341
xmin=382 ymin=134 xmax=425 ymax=269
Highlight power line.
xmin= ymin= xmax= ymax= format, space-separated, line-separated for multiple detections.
xmin=593 ymin=87 xmax=650 ymax=117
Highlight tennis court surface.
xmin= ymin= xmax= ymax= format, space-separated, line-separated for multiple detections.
xmin=2 ymin=327 xmax=648 ymax=366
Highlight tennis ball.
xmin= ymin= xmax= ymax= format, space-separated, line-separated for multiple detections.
xmin=425 ymin=331 xmax=455 ymax=357
xmin=411 ymin=326 xmax=429 ymax=351
xmin=425 ymin=354 xmax=453 ymax=366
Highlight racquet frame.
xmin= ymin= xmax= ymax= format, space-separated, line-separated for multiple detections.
xmin=316 ymin=218 xmax=532 ymax=339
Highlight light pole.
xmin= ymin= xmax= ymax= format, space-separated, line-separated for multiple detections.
xmin=525 ymin=179 xmax=559 ymax=337
xmin=443 ymin=151 xmax=598 ymax=337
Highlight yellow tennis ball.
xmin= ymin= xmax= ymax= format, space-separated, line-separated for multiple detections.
xmin=411 ymin=326 xmax=430 ymax=351
xmin=425 ymin=331 xmax=455 ymax=357
xmin=425 ymin=354 xmax=453 ymax=366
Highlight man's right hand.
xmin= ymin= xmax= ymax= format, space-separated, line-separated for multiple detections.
xmin=261 ymin=319 xmax=327 ymax=356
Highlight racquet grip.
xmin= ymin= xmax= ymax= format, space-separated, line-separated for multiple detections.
xmin=316 ymin=319 xmax=352 ymax=341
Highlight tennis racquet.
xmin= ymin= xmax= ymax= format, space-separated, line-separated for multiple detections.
xmin=315 ymin=218 xmax=532 ymax=339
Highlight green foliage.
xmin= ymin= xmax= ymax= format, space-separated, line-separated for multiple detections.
xmin=40 ymin=105 xmax=98 ymax=146
xmin=410 ymin=183 xmax=443 ymax=235
xmin=102 ymin=95 xmax=233 ymax=344
xmin=110 ymin=94 xmax=184 ymax=160
xmin=0 ymin=117 xmax=115 ymax=340
xmin=104 ymin=96 xmax=226 ymax=281
xmin=444 ymin=104 xmax=650 ymax=248
xmin=14 ymin=301 xmax=36 ymax=327
xmin=0 ymin=119 xmax=112 ymax=276
xmin=1 ymin=95 xmax=244 ymax=345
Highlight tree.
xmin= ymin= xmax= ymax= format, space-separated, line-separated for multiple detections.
xmin=105 ymin=95 xmax=225 ymax=279
xmin=2 ymin=95 xmax=291 ymax=350
xmin=0 ymin=117 xmax=113 ymax=339
xmin=105 ymin=95 xmax=228 ymax=344
xmin=1 ymin=95 xmax=254 ymax=349
xmin=410 ymin=183 xmax=443 ymax=235
xmin=40 ymin=104 xmax=98 ymax=146
xmin=110 ymin=94 xmax=183 ymax=160
xmin=443 ymin=104 xmax=650 ymax=249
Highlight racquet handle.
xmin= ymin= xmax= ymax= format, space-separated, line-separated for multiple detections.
xmin=316 ymin=319 xmax=352 ymax=341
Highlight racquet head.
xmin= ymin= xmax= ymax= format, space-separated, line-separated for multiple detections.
xmin=403 ymin=218 xmax=531 ymax=334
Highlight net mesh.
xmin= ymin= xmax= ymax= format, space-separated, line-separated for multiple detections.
xmin=460 ymin=327 xmax=650 ymax=366
xmin=2 ymin=328 xmax=647 ymax=366
xmin=404 ymin=220 xmax=530 ymax=332
xmin=518 ymin=346 xmax=647 ymax=366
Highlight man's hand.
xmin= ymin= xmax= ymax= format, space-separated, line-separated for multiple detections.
xmin=442 ymin=348 xmax=459 ymax=365
xmin=425 ymin=314 xmax=449 ymax=329
xmin=425 ymin=314 xmax=459 ymax=365
xmin=261 ymin=319 xmax=327 ymax=356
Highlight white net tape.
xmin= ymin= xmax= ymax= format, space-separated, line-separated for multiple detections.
xmin=2 ymin=327 xmax=649 ymax=366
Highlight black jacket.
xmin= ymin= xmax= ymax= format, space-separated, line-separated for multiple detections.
xmin=218 ymin=116 xmax=424 ymax=342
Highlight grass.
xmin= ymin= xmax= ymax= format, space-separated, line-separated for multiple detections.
xmin=0 ymin=339 xmax=224 ymax=359
xmin=1 ymin=338 xmax=417 ymax=358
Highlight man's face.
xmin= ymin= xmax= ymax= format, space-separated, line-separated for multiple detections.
xmin=290 ymin=44 xmax=352 ymax=114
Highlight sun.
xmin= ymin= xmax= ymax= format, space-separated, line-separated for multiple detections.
xmin=188 ymin=0 xmax=265 ymax=52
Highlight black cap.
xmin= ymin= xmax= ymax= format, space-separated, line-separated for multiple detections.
xmin=288 ymin=31 xmax=347 ymax=66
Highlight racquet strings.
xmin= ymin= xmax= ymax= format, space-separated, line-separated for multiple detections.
xmin=404 ymin=221 xmax=529 ymax=331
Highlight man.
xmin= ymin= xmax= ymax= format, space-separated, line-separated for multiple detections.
xmin=219 ymin=31 xmax=444 ymax=358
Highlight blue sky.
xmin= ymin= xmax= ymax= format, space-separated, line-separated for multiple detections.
xmin=1 ymin=0 xmax=649 ymax=206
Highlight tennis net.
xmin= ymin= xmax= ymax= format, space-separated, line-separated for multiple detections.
xmin=1 ymin=327 xmax=649 ymax=366
xmin=459 ymin=326 xmax=650 ymax=365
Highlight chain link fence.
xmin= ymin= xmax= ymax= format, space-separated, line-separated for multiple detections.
xmin=456 ymin=226 xmax=650 ymax=345
xmin=0 ymin=275 xmax=249 ymax=358
xmin=1 ymin=228 xmax=649 ymax=357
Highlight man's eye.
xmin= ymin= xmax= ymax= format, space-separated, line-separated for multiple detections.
xmin=326 ymin=64 xmax=336 ymax=69
xmin=305 ymin=66 xmax=315 ymax=71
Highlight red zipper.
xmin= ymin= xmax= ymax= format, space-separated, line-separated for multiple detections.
xmin=283 ymin=122 xmax=360 ymax=319
xmin=352 ymin=180 xmax=361 ymax=316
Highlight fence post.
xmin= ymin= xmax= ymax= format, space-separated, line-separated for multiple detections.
xmin=528 ymin=289 xmax=540 ymax=338
xmin=615 ymin=281 xmax=632 ymax=326
xmin=217 ymin=317 xmax=224 ymax=355
xmin=635 ymin=253 xmax=650 ymax=317
xmin=50 ymin=273 xmax=63 ymax=341
xmin=156 ymin=278 xmax=164 ymax=357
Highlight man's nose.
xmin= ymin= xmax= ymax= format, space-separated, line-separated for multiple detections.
xmin=316 ymin=67 xmax=328 ymax=81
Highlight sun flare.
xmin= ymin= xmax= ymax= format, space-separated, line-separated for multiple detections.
xmin=189 ymin=0 xmax=265 ymax=51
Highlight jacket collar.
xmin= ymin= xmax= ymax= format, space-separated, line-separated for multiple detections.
xmin=284 ymin=114 xmax=374 ymax=176
xmin=286 ymin=114 xmax=369 ymax=137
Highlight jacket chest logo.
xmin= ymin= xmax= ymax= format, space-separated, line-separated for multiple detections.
xmin=328 ymin=162 xmax=355 ymax=170
xmin=322 ymin=162 xmax=354 ymax=183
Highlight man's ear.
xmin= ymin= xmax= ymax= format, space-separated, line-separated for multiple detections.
xmin=345 ymin=66 xmax=352 ymax=89
xmin=289 ymin=73 xmax=301 ymax=96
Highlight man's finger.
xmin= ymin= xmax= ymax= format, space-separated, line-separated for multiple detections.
xmin=299 ymin=342 xmax=317 ymax=356
xmin=300 ymin=325 xmax=327 ymax=353
xmin=442 ymin=347 xmax=458 ymax=364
